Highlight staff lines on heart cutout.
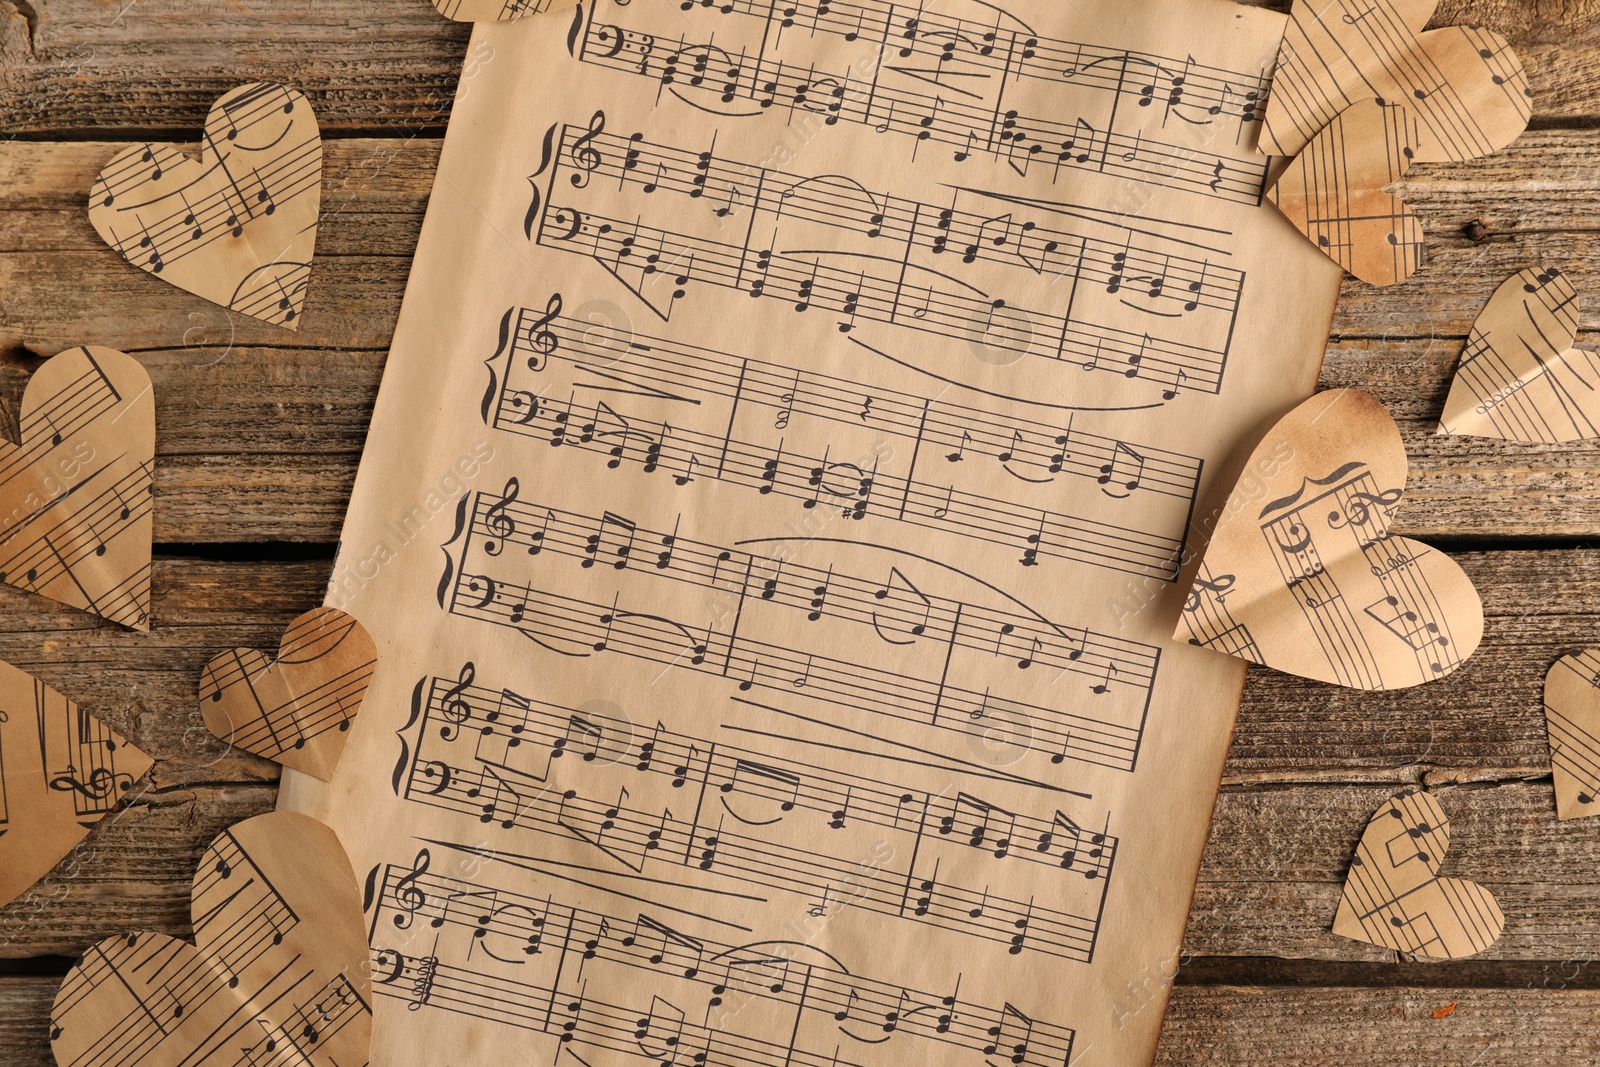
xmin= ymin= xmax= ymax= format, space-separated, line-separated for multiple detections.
xmin=93 ymin=89 xmax=317 ymax=265
xmin=201 ymin=649 xmax=372 ymax=757
xmin=89 ymin=82 xmax=322 ymax=329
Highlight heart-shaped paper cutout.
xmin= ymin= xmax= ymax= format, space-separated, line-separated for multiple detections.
xmin=0 ymin=346 xmax=154 ymax=630
xmin=51 ymin=812 xmax=371 ymax=1067
xmin=1262 ymin=0 xmax=1530 ymax=164
xmin=199 ymin=608 xmax=376 ymax=780
xmin=88 ymin=82 xmax=321 ymax=329
xmin=1176 ymin=388 xmax=1483 ymax=690
xmin=1543 ymin=651 xmax=1600 ymax=820
xmin=1334 ymin=789 xmax=1504 ymax=959
xmin=430 ymin=0 xmax=554 ymax=20
xmin=0 ymin=660 xmax=152 ymax=908
xmin=1268 ymin=99 xmax=1426 ymax=287
xmin=1438 ymin=267 xmax=1600 ymax=442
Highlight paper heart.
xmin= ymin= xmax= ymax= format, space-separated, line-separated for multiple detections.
xmin=1262 ymin=0 xmax=1530 ymax=164
xmin=431 ymin=0 xmax=553 ymax=19
xmin=1267 ymin=99 xmax=1426 ymax=287
xmin=199 ymin=608 xmax=376 ymax=780
xmin=88 ymin=82 xmax=321 ymax=329
xmin=0 ymin=660 xmax=152 ymax=908
xmin=1334 ymin=789 xmax=1504 ymax=959
xmin=1542 ymin=651 xmax=1600 ymax=820
xmin=51 ymin=812 xmax=371 ymax=1067
xmin=0 ymin=346 xmax=154 ymax=629
xmin=1176 ymin=389 xmax=1483 ymax=690
xmin=1438 ymin=267 xmax=1600 ymax=442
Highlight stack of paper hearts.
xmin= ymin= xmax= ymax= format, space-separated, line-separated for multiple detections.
xmin=51 ymin=812 xmax=371 ymax=1067
xmin=1262 ymin=0 xmax=1532 ymax=286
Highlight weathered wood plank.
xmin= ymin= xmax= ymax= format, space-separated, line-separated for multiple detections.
xmin=0 ymin=976 xmax=1592 ymax=1067
xmin=0 ymin=557 xmax=333 ymax=789
xmin=8 ymin=135 xmax=1600 ymax=539
xmin=1157 ymin=984 xmax=1600 ymax=1065
xmin=11 ymin=131 xmax=1600 ymax=350
xmin=5 ymin=0 xmax=1600 ymax=136
xmin=0 ymin=552 xmax=1589 ymax=962
xmin=0 ymin=978 xmax=56 ymax=1067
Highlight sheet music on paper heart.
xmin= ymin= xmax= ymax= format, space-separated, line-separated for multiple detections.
xmin=278 ymin=2 xmax=1344 ymax=1064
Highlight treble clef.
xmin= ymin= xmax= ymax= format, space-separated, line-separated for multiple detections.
xmin=569 ymin=110 xmax=606 ymax=188
xmin=481 ymin=478 xmax=520 ymax=556
xmin=1330 ymin=488 xmax=1404 ymax=529
xmin=391 ymin=849 xmax=431 ymax=929
xmin=1183 ymin=572 xmax=1236 ymax=612
xmin=525 ymin=292 xmax=562 ymax=370
xmin=438 ymin=661 xmax=476 ymax=741
xmin=49 ymin=766 xmax=118 ymax=802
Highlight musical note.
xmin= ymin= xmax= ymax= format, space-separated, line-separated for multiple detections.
xmin=52 ymin=814 xmax=370 ymax=1067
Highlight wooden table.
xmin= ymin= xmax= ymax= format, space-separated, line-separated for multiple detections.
xmin=2 ymin=0 xmax=1598 ymax=1062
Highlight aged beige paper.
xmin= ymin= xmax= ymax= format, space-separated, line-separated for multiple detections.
xmin=1267 ymin=99 xmax=1426 ymax=287
xmin=281 ymin=1 xmax=1343 ymax=1063
xmin=1543 ymin=652 xmax=1600 ymax=820
xmin=1333 ymin=789 xmax=1504 ymax=960
xmin=1440 ymin=267 xmax=1600 ymax=442
xmin=1260 ymin=0 xmax=1530 ymax=164
xmin=89 ymin=82 xmax=321 ymax=329
xmin=0 ymin=660 xmax=152 ymax=908
xmin=1176 ymin=389 xmax=1483 ymax=690
xmin=199 ymin=607 xmax=378 ymax=780
xmin=0 ymin=346 xmax=154 ymax=630
xmin=51 ymin=811 xmax=372 ymax=1066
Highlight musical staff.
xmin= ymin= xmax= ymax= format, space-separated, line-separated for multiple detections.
xmin=1266 ymin=99 xmax=1425 ymax=288
xmin=1177 ymin=390 xmax=1482 ymax=691
xmin=395 ymin=664 xmax=1116 ymax=959
xmin=572 ymin=0 xmax=1270 ymax=203
xmin=0 ymin=660 xmax=151 ymax=907
xmin=372 ymin=856 xmax=1077 ymax=1066
xmin=1440 ymin=266 xmax=1600 ymax=443
xmin=1332 ymin=789 xmax=1504 ymax=960
xmin=1262 ymin=0 xmax=1530 ymax=164
xmin=483 ymin=298 xmax=1204 ymax=580
xmin=199 ymin=607 xmax=377 ymax=780
xmin=88 ymin=82 xmax=321 ymax=327
xmin=439 ymin=494 xmax=1160 ymax=771
xmin=1259 ymin=462 xmax=1459 ymax=689
xmin=1543 ymin=651 xmax=1600 ymax=821
xmin=432 ymin=0 xmax=553 ymax=20
xmin=1178 ymin=562 xmax=1260 ymax=662
xmin=50 ymin=812 xmax=372 ymax=1067
xmin=0 ymin=347 xmax=155 ymax=630
xmin=529 ymin=119 xmax=1247 ymax=400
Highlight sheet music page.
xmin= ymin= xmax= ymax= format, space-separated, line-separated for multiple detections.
xmin=279 ymin=1 xmax=1343 ymax=1063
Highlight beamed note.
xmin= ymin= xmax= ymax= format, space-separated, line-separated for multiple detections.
xmin=277 ymin=2 xmax=1346 ymax=1064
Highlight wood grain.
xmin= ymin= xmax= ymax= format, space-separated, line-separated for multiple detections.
xmin=3 ymin=0 xmax=1599 ymax=135
xmin=10 ymin=135 xmax=1600 ymax=538
xmin=3 ymin=0 xmax=1597 ymax=1059
xmin=0 ymin=975 xmax=1595 ymax=1066
xmin=0 ymin=553 xmax=1587 ymax=967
